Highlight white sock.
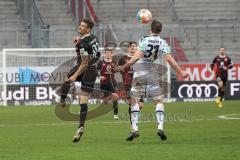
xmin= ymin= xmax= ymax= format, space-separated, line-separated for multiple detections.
xmin=156 ymin=103 xmax=164 ymax=130
xmin=131 ymin=103 xmax=140 ymax=132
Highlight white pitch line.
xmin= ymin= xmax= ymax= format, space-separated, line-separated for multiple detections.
xmin=218 ymin=114 xmax=240 ymax=120
xmin=0 ymin=118 xmax=231 ymax=128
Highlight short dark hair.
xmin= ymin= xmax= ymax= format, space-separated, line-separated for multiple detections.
xmin=82 ymin=18 xmax=94 ymax=30
xmin=128 ymin=41 xmax=137 ymax=47
xmin=151 ymin=20 xmax=162 ymax=34
xmin=104 ymin=48 xmax=113 ymax=53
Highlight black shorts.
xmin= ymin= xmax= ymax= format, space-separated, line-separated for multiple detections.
xmin=68 ymin=65 xmax=98 ymax=93
xmin=100 ymin=83 xmax=117 ymax=98
xmin=216 ymin=75 xmax=227 ymax=86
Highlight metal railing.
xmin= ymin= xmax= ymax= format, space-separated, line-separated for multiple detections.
xmin=0 ymin=20 xmax=30 ymax=48
xmin=64 ymin=0 xmax=98 ymax=26
xmin=1 ymin=23 xmax=239 ymax=62
xmin=14 ymin=0 xmax=49 ymax=48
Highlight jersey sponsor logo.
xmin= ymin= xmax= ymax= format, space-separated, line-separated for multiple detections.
xmin=178 ymin=83 xmax=218 ymax=98
xmin=106 ymin=64 xmax=114 ymax=74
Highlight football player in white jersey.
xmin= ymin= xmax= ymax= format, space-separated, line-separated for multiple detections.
xmin=115 ymin=20 xmax=188 ymax=141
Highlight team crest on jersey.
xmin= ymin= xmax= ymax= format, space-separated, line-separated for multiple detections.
xmin=106 ymin=64 xmax=114 ymax=74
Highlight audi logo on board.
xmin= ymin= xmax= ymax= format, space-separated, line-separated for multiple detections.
xmin=171 ymin=81 xmax=240 ymax=100
xmin=177 ymin=83 xmax=218 ymax=98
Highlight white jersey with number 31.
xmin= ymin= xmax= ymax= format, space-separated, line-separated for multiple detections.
xmin=138 ymin=35 xmax=170 ymax=63
xmin=131 ymin=35 xmax=171 ymax=99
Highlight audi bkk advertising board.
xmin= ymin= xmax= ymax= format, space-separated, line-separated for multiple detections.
xmin=171 ymin=81 xmax=240 ymax=101
xmin=173 ymin=63 xmax=240 ymax=101
xmin=225 ymin=81 xmax=240 ymax=100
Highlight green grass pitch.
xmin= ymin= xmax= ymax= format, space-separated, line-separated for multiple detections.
xmin=0 ymin=101 xmax=240 ymax=160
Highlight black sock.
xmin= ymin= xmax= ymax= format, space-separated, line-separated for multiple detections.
xmin=60 ymin=81 xmax=71 ymax=101
xmin=140 ymin=95 xmax=144 ymax=103
xmin=220 ymin=90 xmax=224 ymax=101
xmin=113 ymin=101 xmax=118 ymax=115
xmin=79 ymin=103 xmax=88 ymax=128
xmin=218 ymin=88 xmax=221 ymax=97
xmin=128 ymin=104 xmax=132 ymax=124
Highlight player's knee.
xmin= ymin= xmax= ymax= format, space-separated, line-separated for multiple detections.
xmin=218 ymin=81 xmax=223 ymax=87
xmin=102 ymin=96 xmax=109 ymax=104
xmin=112 ymin=93 xmax=119 ymax=101
xmin=131 ymin=103 xmax=140 ymax=111
xmin=154 ymin=99 xmax=163 ymax=105
xmin=80 ymin=103 xmax=88 ymax=112
xmin=130 ymin=97 xmax=137 ymax=106
xmin=139 ymin=102 xmax=144 ymax=110
xmin=80 ymin=95 xmax=89 ymax=104
xmin=221 ymin=86 xmax=225 ymax=91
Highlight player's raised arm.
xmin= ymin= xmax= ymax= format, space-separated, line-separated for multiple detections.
xmin=227 ymin=57 xmax=233 ymax=69
xmin=114 ymin=50 xmax=144 ymax=71
xmin=69 ymin=50 xmax=89 ymax=82
xmin=211 ymin=56 xmax=217 ymax=70
xmin=164 ymin=53 xmax=188 ymax=78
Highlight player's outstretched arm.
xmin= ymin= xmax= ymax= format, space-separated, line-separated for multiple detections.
xmin=164 ymin=54 xmax=188 ymax=78
xmin=114 ymin=50 xmax=144 ymax=72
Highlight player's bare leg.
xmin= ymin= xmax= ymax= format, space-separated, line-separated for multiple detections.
xmin=101 ymin=92 xmax=119 ymax=120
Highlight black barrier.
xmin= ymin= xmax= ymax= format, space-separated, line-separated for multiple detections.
xmin=225 ymin=81 xmax=240 ymax=100
xmin=171 ymin=81 xmax=240 ymax=100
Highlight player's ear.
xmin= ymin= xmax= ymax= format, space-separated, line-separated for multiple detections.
xmin=87 ymin=28 xmax=91 ymax=33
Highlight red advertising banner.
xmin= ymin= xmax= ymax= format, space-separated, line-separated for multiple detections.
xmin=178 ymin=64 xmax=240 ymax=81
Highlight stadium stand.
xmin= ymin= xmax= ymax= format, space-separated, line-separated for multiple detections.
xmin=36 ymin=0 xmax=76 ymax=47
xmin=90 ymin=0 xmax=175 ymax=23
xmin=0 ymin=0 xmax=239 ymax=62
xmin=179 ymin=21 xmax=240 ymax=61
xmin=174 ymin=0 xmax=240 ymax=21
xmin=90 ymin=0 xmax=188 ymax=61
xmin=172 ymin=0 xmax=240 ymax=61
xmin=90 ymin=0 xmax=240 ymax=61
xmin=0 ymin=0 xmax=29 ymax=49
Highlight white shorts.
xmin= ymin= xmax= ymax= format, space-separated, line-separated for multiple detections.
xmin=130 ymin=71 xmax=163 ymax=100
xmin=74 ymin=81 xmax=82 ymax=94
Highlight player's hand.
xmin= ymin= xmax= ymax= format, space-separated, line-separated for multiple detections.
xmin=223 ymin=66 xmax=228 ymax=70
xmin=73 ymin=36 xmax=80 ymax=44
xmin=69 ymin=75 xmax=77 ymax=82
xmin=209 ymin=69 xmax=215 ymax=75
xmin=180 ymin=70 xmax=188 ymax=79
xmin=114 ymin=65 xmax=125 ymax=72
xmin=99 ymin=76 xmax=106 ymax=81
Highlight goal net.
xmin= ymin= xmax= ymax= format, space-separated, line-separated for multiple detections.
xmin=0 ymin=48 xmax=171 ymax=106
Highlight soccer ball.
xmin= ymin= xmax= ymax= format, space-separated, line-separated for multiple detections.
xmin=137 ymin=9 xmax=152 ymax=24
